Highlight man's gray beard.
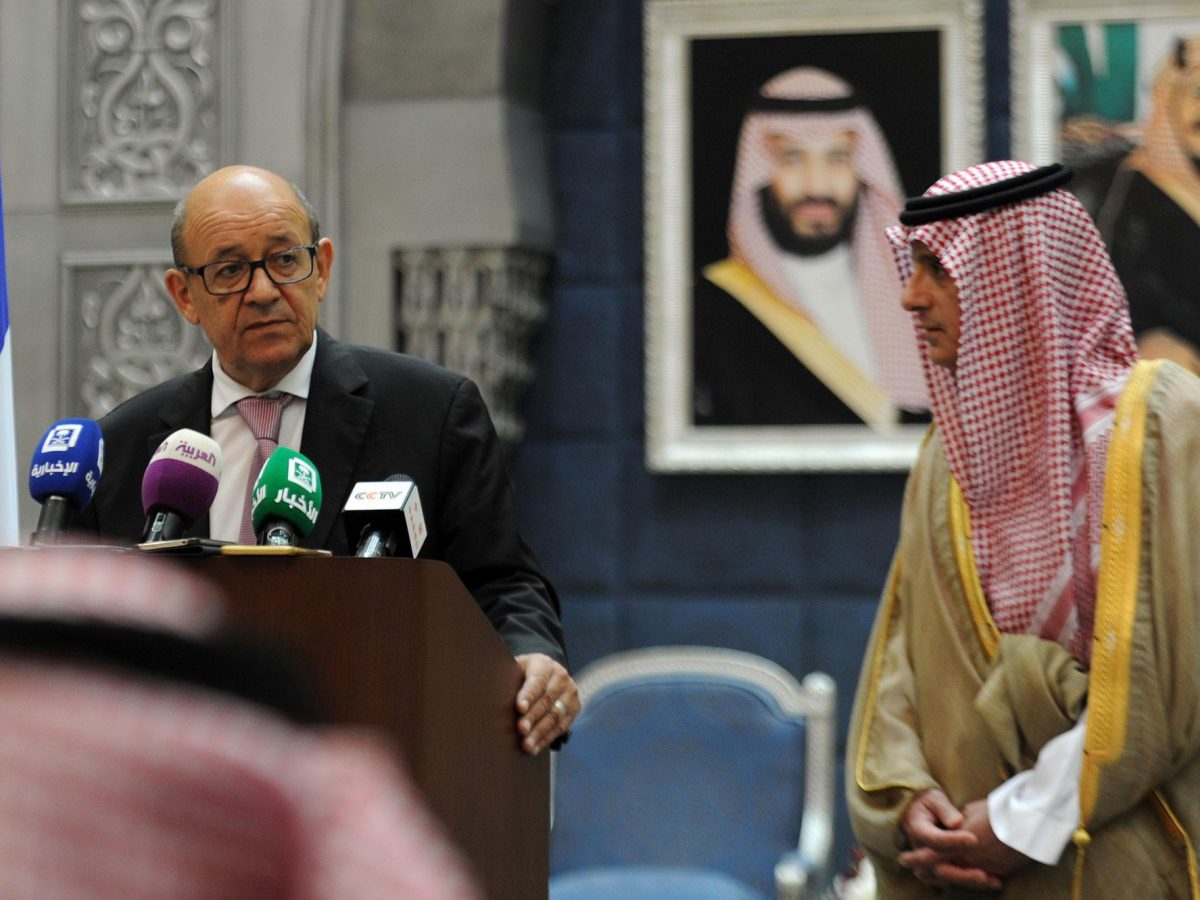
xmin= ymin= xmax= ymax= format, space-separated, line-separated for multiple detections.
xmin=758 ymin=186 xmax=858 ymax=257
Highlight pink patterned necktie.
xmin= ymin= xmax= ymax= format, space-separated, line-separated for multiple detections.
xmin=235 ymin=393 xmax=294 ymax=544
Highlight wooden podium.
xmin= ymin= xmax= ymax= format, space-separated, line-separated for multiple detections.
xmin=184 ymin=556 xmax=549 ymax=900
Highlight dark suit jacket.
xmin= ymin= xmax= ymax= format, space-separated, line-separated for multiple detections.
xmin=76 ymin=330 xmax=566 ymax=663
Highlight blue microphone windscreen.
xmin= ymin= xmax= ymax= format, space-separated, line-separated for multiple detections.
xmin=28 ymin=419 xmax=105 ymax=510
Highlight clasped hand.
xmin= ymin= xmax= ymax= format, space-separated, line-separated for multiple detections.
xmin=898 ymin=789 xmax=1031 ymax=892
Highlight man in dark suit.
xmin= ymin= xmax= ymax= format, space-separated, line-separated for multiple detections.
xmin=75 ymin=164 xmax=577 ymax=755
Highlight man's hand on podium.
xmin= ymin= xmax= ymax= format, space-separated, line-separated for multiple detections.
xmin=514 ymin=653 xmax=579 ymax=755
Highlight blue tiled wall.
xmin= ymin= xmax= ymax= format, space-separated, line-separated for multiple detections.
xmin=514 ymin=0 xmax=1012 ymax=872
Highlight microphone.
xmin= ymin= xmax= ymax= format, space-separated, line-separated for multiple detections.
xmin=28 ymin=418 xmax=105 ymax=545
xmin=140 ymin=429 xmax=223 ymax=543
xmin=250 ymin=447 xmax=322 ymax=546
xmin=341 ymin=474 xmax=427 ymax=558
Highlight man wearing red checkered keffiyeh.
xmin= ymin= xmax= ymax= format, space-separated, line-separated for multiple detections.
xmin=847 ymin=161 xmax=1200 ymax=898
xmin=693 ymin=67 xmax=928 ymax=428
xmin=895 ymin=160 xmax=1135 ymax=665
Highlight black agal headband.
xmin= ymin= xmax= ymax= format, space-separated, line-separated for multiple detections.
xmin=745 ymin=93 xmax=862 ymax=114
xmin=898 ymin=163 xmax=1074 ymax=226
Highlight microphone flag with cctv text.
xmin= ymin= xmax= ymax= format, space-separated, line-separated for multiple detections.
xmin=341 ymin=475 xmax=427 ymax=558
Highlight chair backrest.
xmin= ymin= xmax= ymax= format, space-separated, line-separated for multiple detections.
xmin=550 ymin=646 xmax=835 ymax=898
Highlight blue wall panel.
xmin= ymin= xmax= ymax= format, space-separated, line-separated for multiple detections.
xmin=520 ymin=0 xmax=1013 ymax=877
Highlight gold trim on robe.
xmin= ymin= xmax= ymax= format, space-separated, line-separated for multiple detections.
xmin=847 ymin=360 xmax=1200 ymax=898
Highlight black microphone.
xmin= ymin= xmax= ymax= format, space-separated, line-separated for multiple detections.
xmin=341 ymin=474 xmax=427 ymax=558
xmin=28 ymin=419 xmax=104 ymax=545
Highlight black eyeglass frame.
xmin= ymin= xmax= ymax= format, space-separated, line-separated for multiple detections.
xmin=178 ymin=243 xmax=320 ymax=296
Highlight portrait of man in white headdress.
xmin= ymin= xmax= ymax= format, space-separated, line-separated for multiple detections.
xmin=692 ymin=66 xmax=930 ymax=429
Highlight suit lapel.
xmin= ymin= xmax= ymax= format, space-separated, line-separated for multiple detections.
xmin=151 ymin=364 xmax=214 ymax=441
xmin=146 ymin=363 xmax=215 ymax=537
xmin=300 ymin=331 xmax=373 ymax=549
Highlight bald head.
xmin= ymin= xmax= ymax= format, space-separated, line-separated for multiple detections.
xmin=171 ymin=166 xmax=320 ymax=267
xmin=163 ymin=164 xmax=334 ymax=392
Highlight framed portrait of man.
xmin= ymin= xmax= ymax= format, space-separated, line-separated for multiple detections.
xmin=644 ymin=0 xmax=985 ymax=473
xmin=1012 ymin=0 xmax=1200 ymax=375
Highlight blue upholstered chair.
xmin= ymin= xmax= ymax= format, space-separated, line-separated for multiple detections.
xmin=549 ymin=646 xmax=836 ymax=900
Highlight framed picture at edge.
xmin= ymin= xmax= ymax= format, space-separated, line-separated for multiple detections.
xmin=1012 ymin=0 xmax=1200 ymax=373
xmin=1011 ymin=0 xmax=1200 ymax=162
xmin=644 ymin=0 xmax=984 ymax=472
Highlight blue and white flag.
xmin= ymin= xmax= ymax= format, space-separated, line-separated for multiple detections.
xmin=0 ymin=172 xmax=18 ymax=546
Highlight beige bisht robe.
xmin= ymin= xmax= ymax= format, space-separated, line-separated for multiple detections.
xmin=847 ymin=360 xmax=1200 ymax=898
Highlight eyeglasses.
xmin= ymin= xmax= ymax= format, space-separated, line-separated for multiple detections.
xmin=180 ymin=244 xmax=318 ymax=296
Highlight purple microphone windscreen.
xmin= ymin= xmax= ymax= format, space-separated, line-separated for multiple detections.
xmin=140 ymin=429 xmax=223 ymax=525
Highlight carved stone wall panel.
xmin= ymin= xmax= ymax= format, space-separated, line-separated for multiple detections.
xmin=60 ymin=251 xmax=210 ymax=418
xmin=60 ymin=0 xmax=235 ymax=204
xmin=394 ymin=246 xmax=549 ymax=444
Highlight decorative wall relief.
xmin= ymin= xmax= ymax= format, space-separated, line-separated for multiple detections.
xmin=61 ymin=252 xmax=210 ymax=418
xmin=61 ymin=0 xmax=232 ymax=203
xmin=394 ymin=247 xmax=550 ymax=444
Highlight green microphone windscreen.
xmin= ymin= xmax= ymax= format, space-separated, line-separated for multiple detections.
xmin=250 ymin=447 xmax=322 ymax=537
